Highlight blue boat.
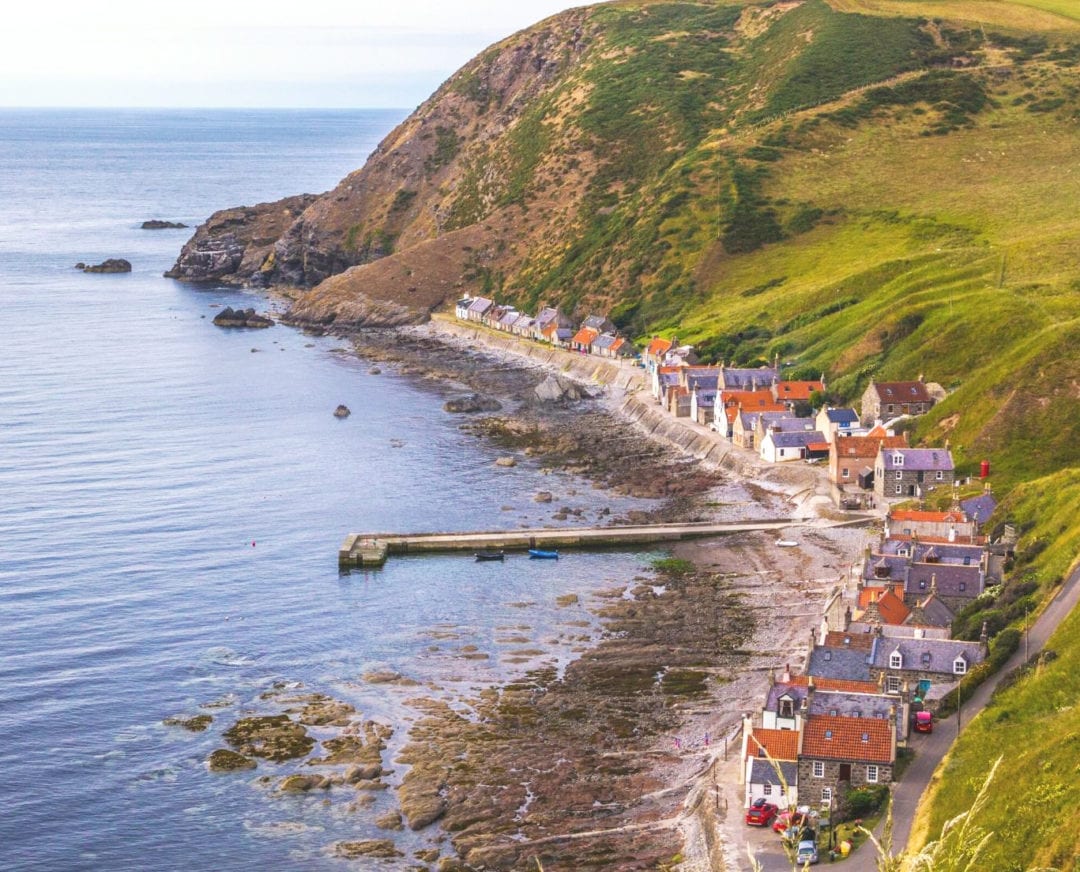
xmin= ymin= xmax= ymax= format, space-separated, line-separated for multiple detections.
xmin=528 ymin=549 xmax=559 ymax=559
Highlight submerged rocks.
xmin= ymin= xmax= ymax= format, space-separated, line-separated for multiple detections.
xmin=333 ymin=404 xmax=351 ymax=418
xmin=443 ymin=394 xmax=503 ymax=414
xmin=494 ymin=456 xmax=517 ymax=468
xmin=208 ymin=749 xmax=257 ymax=772
xmin=333 ymin=840 xmax=402 ymax=860
xmin=222 ymin=714 xmax=314 ymax=762
xmin=212 ymin=306 xmax=274 ymax=328
xmin=75 ymin=258 xmax=132 ymax=273
xmin=163 ymin=714 xmax=212 ymax=732
xmin=141 ymin=220 xmax=187 ymax=229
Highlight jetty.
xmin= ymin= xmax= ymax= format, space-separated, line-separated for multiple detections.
xmin=338 ymin=519 xmax=829 ymax=567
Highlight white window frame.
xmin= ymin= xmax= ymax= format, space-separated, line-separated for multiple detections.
xmin=763 ymin=782 xmax=773 ymax=796
xmin=842 ymin=468 xmax=850 ymax=479
xmin=866 ymin=765 xmax=879 ymax=783
xmin=812 ymin=761 xmax=824 ymax=778
xmin=954 ymin=657 xmax=967 ymax=675
xmin=886 ymin=676 xmax=901 ymax=693
xmin=895 ymin=470 xmax=903 ymax=481
xmin=936 ymin=470 xmax=944 ymax=480
xmin=895 ymin=485 xmax=902 ymax=495
xmin=889 ymin=651 xmax=902 ymax=669
xmin=821 ymin=787 xmax=833 ymax=803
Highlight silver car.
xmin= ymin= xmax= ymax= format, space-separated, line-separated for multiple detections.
xmin=796 ymin=837 xmax=819 ymax=865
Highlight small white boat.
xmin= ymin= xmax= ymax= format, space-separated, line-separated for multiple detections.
xmin=775 ymin=539 xmax=799 ymax=548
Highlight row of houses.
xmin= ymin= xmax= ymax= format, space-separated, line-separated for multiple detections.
xmin=455 ymin=296 xmax=637 ymax=359
xmin=740 ymin=504 xmax=998 ymax=813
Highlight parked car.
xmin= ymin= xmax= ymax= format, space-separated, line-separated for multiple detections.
xmin=796 ymin=837 xmax=820 ymax=865
xmin=914 ymin=711 xmax=933 ymax=733
xmin=745 ymin=797 xmax=779 ymax=826
xmin=773 ymin=810 xmax=809 ymax=835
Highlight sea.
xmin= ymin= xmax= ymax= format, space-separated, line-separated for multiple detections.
xmin=0 ymin=109 xmax=662 ymax=870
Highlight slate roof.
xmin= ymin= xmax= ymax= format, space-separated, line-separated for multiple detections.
xmin=535 ymin=307 xmax=561 ymax=328
xmin=870 ymin=637 xmax=985 ymax=674
xmin=686 ymin=372 xmax=720 ymax=392
xmin=906 ymin=594 xmax=955 ymax=628
xmin=467 ymin=297 xmax=494 ymax=314
xmin=592 ymin=332 xmax=619 ymax=352
xmin=961 ymin=493 xmax=998 ymax=524
xmin=765 ymin=682 xmax=810 ymax=713
xmin=809 ymin=690 xmax=901 ymax=738
xmin=761 ymin=414 xmax=816 ymax=432
xmin=807 ymin=646 xmax=873 ymax=682
xmin=879 ymin=539 xmax=984 ymax=565
xmin=870 ymin=380 xmax=934 ymax=405
xmin=767 ymin=430 xmax=827 ymax=449
xmin=750 ymin=758 xmax=800 ymax=788
xmin=720 ymin=366 xmax=779 ymax=391
xmin=747 ymin=728 xmax=800 ymax=761
xmin=880 ymin=449 xmax=955 ymax=472
xmin=905 ymin=563 xmax=983 ymax=599
xmin=824 ymin=408 xmax=859 ymax=425
xmin=801 ymin=714 xmax=894 ymax=764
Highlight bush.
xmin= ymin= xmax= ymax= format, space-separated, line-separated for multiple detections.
xmin=845 ymin=784 xmax=889 ymax=819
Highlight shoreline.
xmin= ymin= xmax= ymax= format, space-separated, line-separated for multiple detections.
xmin=308 ymin=311 xmax=876 ymax=869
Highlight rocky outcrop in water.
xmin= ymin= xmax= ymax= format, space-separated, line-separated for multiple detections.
xmin=165 ymin=195 xmax=317 ymax=285
xmin=212 ymin=307 xmax=274 ymax=328
xmin=142 ymin=220 xmax=187 ymax=229
xmin=443 ymin=393 xmax=502 ymax=413
xmin=76 ymin=258 xmax=131 ymax=273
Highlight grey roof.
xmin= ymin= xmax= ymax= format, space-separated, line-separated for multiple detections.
xmin=512 ymin=314 xmax=535 ymax=330
xmin=961 ymin=493 xmax=998 ymax=524
xmin=750 ymin=758 xmax=799 ymax=786
xmin=687 ymin=372 xmax=720 ymax=391
xmin=807 ymin=646 xmax=873 ymax=682
xmin=907 ymin=594 xmax=955 ymax=628
xmin=467 ymin=297 xmax=494 ymax=314
xmin=880 ymin=448 xmax=954 ymax=472
xmin=765 ymin=682 xmax=810 ymax=712
xmin=582 ymin=314 xmax=613 ymax=330
xmin=825 ymin=408 xmax=859 ymax=425
xmin=768 ymin=430 xmax=827 ymax=449
xmin=535 ymin=307 xmax=560 ymax=327
xmin=905 ymin=563 xmax=983 ymax=599
xmin=592 ymin=333 xmax=619 ymax=351
xmin=721 ymin=366 xmax=779 ymax=390
xmin=879 ymin=540 xmax=984 ymax=566
xmin=864 ymin=555 xmax=909 ymax=583
xmin=659 ymin=372 xmax=681 ymax=387
xmin=871 ymin=637 xmax=985 ymax=674
xmin=498 ymin=309 xmax=520 ymax=326
xmin=554 ymin=327 xmax=573 ymax=341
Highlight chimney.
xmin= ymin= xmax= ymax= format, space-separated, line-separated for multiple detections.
xmin=844 ymin=605 xmax=853 ymax=628
xmin=930 ymin=573 xmax=938 ymax=595
xmin=782 ymin=663 xmax=791 ymax=683
xmin=888 ymin=704 xmax=898 ymax=762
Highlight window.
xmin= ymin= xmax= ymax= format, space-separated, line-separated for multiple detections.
xmin=893 ymin=453 xmax=904 ymax=466
xmin=896 ymin=470 xmax=903 ymax=481
xmin=779 ymin=699 xmax=794 ymax=718
xmin=959 ymin=582 xmax=966 ymax=592
xmin=866 ymin=765 xmax=879 ymax=783
xmin=823 ymin=651 xmax=832 ymax=661
xmin=895 ymin=485 xmax=902 ymax=495
xmin=825 ymin=729 xmax=833 ymax=739
xmin=842 ymin=468 xmax=850 ymax=479
xmin=921 ymin=652 xmax=931 ymax=665
xmin=889 ymin=651 xmax=903 ymax=669
xmin=861 ymin=732 xmax=870 ymax=742
xmin=918 ymin=580 xmax=927 ymax=591
xmin=954 ymin=657 xmax=967 ymax=675
xmin=936 ymin=471 xmax=944 ymax=481
xmin=763 ymin=783 xmax=772 ymax=796
xmin=963 ymin=556 xmax=971 ymax=566
xmin=886 ymin=677 xmax=901 ymax=693
xmin=829 ymin=709 xmax=838 ymax=717
xmin=821 ymin=787 xmax=833 ymax=803
xmin=812 ymin=761 xmax=825 ymax=778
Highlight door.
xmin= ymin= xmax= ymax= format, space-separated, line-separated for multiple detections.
xmin=839 ymin=763 xmax=851 ymax=782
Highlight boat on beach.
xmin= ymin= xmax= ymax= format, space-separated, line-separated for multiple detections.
xmin=528 ymin=549 xmax=559 ymax=559
xmin=775 ymin=539 xmax=799 ymax=548
xmin=475 ymin=550 xmax=505 ymax=561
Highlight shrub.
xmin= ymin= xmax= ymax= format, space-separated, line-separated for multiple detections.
xmin=845 ymin=784 xmax=889 ymax=819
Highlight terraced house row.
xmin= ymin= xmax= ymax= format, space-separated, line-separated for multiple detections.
xmin=740 ymin=500 xmax=1006 ymax=818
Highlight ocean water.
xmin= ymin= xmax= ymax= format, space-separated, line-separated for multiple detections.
xmin=0 ymin=110 xmax=661 ymax=870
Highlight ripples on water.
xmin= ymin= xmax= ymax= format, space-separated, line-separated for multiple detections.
xmin=0 ymin=110 xmax=660 ymax=870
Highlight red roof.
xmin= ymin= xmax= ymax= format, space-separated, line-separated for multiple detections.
xmin=822 ymin=631 xmax=876 ymax=650
xmin=788 ymin=674 xmax=881 ymax=695
xmin=864 ymin=589 xmax=912 ymax=625
xmin=890 ymin=510 xmax=967 ymax=524
xmin=747 ymin=728 xmax=800 ymax=761
xmin=807 ymin=442 xmax=831 ymax=453
xmin=646 ymin=337 xmax=673 ymax=357
xmin=800 ymin=714 xmax=894 ymax=764
xmin=834 ymin=434 xmax=908 ymax=459
xmin=722 ymin=389 xmax=780 ymax=409
xmin=774 ymin=380 xmax=824 ymax=401
xmin=571 ymin=326 xmax=599 ymax=347
xmin=857 ymin=583 xmax=905 ymax=609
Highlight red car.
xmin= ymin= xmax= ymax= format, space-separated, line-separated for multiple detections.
xmin=773 ymin=810 xmax=809 ymax=835
xmin=745 ymin=797 xmax=779 ymax=826
xmin=914 ymin=711 xmax=933 ymax=733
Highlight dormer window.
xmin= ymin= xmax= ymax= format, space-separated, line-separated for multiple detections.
xmin=824 ymin=730 xmax=833 ymax=739
xmin=889 ymin=651 xmax=903 ymax=669
xmin=779 ymin=698 xmax=794 ymax=718
xmin=954 ymin=656 xmax=968 ymax=675
xmin=829 ymin=709 xmax=838 ymax=717
xmin=824 ymin=651 xmax=832 ymax=661
xmin=861 ymin=732 xmax=870 ymax=743
xmin=893 ymin=453 xmax=904 ymax=466
xmin=921 ymin=652 xmax=931 ymax=665
xmin=918 ymin=580 xmax=928 ymax=591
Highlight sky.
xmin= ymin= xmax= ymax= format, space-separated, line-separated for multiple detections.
xmin=0 ymin=1 xmax=587 ymax=109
